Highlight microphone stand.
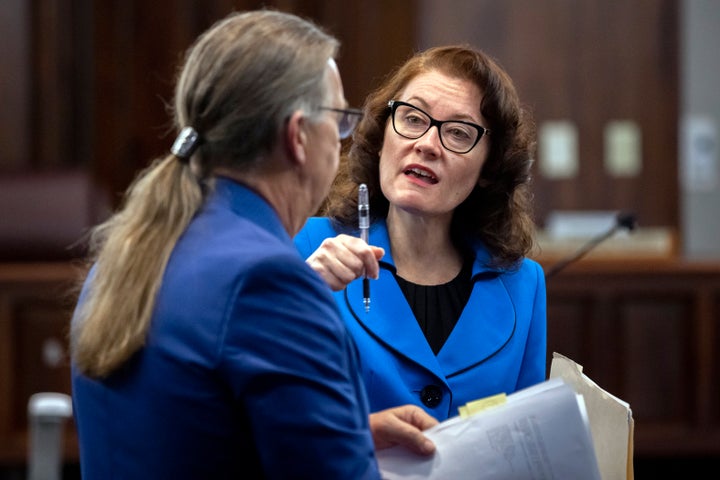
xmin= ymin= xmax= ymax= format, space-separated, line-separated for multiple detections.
xmin=544 ymin=212 xmax=637 ymax=280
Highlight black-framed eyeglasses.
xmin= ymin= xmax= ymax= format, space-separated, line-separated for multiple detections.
xmin=319 ymin=107 xmax=364 ymax=139
xmin=388 ymin=100 xmax=490 ymax=154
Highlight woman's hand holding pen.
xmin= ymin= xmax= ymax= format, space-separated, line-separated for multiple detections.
xmin=306 ymin=234 xmax=384 ymax=292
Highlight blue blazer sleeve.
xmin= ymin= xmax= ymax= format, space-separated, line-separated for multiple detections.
xmin=220 ymin=250 xmax=379 ymax=479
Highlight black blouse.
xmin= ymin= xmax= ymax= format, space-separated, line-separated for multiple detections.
xmin=394 ymin=258 xmax=474 ymax=355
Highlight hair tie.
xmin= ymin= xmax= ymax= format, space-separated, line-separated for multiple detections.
xmin=171 ymin=126 xmax=201 ymax=162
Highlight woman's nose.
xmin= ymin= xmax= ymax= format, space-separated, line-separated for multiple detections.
xmin=414 ymin=125 xmax=443 ymax=157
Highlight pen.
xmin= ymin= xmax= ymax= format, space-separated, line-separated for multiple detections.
xmin=358 ymin=184 xmax=371 ymax=313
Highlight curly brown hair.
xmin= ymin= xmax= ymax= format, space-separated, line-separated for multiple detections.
xmin=322 ymin=44 xmax=537 ymax=268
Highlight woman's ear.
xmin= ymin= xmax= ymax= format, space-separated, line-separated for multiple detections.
xmin=284 ymin=110 xmax=309 ymax=167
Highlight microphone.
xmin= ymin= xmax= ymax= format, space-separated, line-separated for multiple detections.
xmin=544 ymin=212 xmax=637 ymax=279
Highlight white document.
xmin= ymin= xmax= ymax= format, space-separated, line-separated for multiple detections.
xmin=377 ymin=378 xmax=601 ymax=480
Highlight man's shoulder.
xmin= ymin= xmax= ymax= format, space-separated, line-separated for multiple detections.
xmin=294 ymin=217 xmax=338 ymax=255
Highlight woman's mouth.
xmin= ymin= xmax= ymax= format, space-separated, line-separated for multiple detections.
xmin=404 ymin=167 xmax=438 ymax=184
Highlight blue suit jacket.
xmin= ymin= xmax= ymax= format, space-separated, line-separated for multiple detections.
xmin=295 ymin=217 xmax=547 ymax=420
xmin=71 ymin=179 xmax=380 ymax=479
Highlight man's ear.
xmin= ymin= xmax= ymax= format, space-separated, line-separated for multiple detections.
xmin=284 ymin=110 xmax=309 ymax=167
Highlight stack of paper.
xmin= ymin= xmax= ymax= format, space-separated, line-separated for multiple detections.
xmin=377 ymin=353 xmax=633 ymax=479
xmin=377 ymin=377 xmax=601 ymax=479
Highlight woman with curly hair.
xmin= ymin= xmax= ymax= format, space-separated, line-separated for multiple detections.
xmin=295 ymin=44 xmax=547 ymax=421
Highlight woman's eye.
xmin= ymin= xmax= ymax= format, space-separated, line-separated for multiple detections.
xmin=447 ymin=126 xmax=472 ymax=140
xmin=405 ymin=114 xmax=425 ymax=125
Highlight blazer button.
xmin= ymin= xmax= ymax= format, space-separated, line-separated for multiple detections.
xmin=420 ymin=385 xmax=443 ymax=408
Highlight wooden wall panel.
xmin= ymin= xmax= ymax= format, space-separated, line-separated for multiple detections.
xmin=88 ymin=0 xmax=417 ymax=203
xmin=545 ymin=295 xmax=594 ymax=368
xmin=418 ymin=0 xmax=679 ymax=230
xmin=0 ymin=0 xmax=31 ymax=171
xmin=712 ymin=293 xmax=720 ymax=421
xmin=14 ymin=299 xmax=74 ymax=427
xmin=0 ymin=0 xmax=416 ymax=261
xmin=0 ymin=0 xmax=679 ymax=259
xmin=622 ymin=296 xmax=690 ymax=421
xmin=0 ymin=264 xmax=79 ymax=464
xmin=544 ymin=260 xmax=720 ymax=457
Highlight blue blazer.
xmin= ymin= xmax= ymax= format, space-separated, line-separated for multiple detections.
xmin=71 ymin=179 xmax=380 ymax=479
xmin=295 ymin=217 xmax=547 ymax=420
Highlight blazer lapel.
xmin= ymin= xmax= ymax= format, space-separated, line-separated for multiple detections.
xmin=437 ymin=270 xmax=516 ymax=376
xmin=343 ymin=220 xmax=515 ymax=380
xmin=343 ymin=220 xmax=443 ymax=378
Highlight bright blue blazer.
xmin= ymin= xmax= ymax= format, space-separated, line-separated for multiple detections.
xmin=295 ymin=217 xmax=547 ymax=420
xmin=71 ymin=179 xmax=380 ymax=479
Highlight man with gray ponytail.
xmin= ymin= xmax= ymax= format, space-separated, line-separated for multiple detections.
xmin=69 ymin=10 xmax=436 ymax=479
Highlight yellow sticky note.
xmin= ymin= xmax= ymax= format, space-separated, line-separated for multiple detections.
xmin=458 ymin=393 xmax=507 ymax=418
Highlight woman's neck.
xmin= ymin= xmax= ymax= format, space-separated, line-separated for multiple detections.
xmin=387 ymin=208 xmax=463 ymax=285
